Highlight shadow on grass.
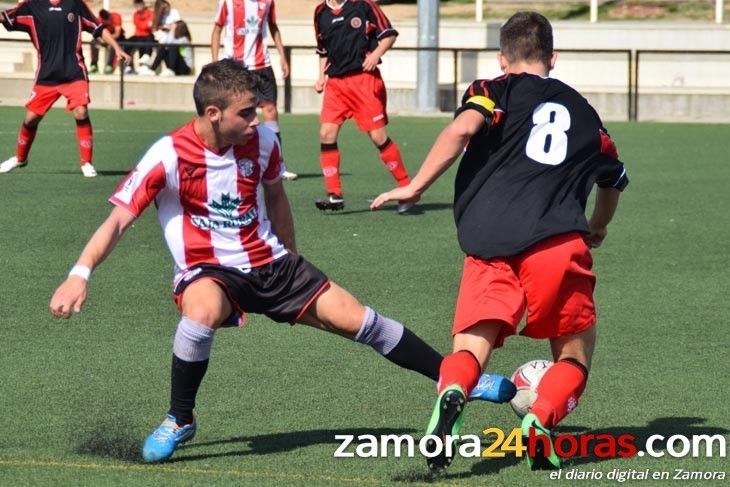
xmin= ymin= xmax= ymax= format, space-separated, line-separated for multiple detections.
xmin=168 ymin=427 xmax=418 ymax=463
xmin=75 ymin=417 xmax=142 ymax=462
xmin=282 ymin=172 xmax=323 ymax=180
xmin=324 ymin=202 xmax=453 ymax=216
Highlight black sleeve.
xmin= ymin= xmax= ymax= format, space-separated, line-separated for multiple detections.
xmin=454 ymin=79 xmax=496 ymax=127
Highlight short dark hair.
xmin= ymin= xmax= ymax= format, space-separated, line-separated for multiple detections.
xmin=193 ymin=59 xmax=260 ymax=116
xmin=99 ymin=9 xmax=110 ymax=20
xmin=499 ymin=11 xmax=553 ymax=65
xmin=133 ymin=0 xmax=145 ymax=5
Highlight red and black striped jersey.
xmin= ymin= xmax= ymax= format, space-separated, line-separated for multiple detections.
xmin=1 ymin=0 xmax=103 ymax=85
xmin=314 ymin=0 xmax=397 ymax=77
xmin=453 ymin=73 xmax=629 ymax=259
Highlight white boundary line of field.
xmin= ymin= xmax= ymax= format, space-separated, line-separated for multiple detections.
xmin=0 ymin=458 xmax=465 ymax=486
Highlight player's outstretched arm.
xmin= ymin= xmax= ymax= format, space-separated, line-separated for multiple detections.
xmin=586 ymin=187 xmax=621 ymax=248
xmin=370 ymin=109 xmax=486 ymax=210
xmin=49 ymin=206 xmax=137 ymax=319
xmin=264 ymin=180 xmax=297 ymax=254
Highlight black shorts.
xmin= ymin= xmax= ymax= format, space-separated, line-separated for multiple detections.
xmin=253 ymin=66 xmax=278 ymax=105
xmin=173 ymin=254 xmax=330 ymax=325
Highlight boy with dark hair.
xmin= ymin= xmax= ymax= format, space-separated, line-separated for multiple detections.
xmin=372 ymin=11 xmax=629 ymax=471
xmin=49 ymin=59 xmax=510 ymax=464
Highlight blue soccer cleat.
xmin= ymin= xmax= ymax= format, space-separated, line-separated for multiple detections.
xmin=142 ymin=414 xmax=197 ymax=463
xmin=469 ymin=373 xmax=517 ymax=403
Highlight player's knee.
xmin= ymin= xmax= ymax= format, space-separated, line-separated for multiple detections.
xmin=181 ymin=304 xmax=224 ymax=328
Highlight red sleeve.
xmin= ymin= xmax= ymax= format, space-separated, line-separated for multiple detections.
xmin=214 ymin=0 xmax=228 ymax=26
xmin=109 ymin=161 xmax=167 ymax=217
xmin=363 ymin=0 xmax=397 ymax=39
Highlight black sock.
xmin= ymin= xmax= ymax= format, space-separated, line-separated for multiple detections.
xmin=168 ymin=354 xmax=208 ymax=426
xmin=384 ymin=328 xmax=443 ymax=382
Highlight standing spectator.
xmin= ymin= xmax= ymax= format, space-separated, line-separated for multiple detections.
xmin=211 ymin=0 xmax=298 ymax=181
xmin=313 ymin=0 xmax=412 ymax=213
xmin=0 ymin=0 xmax=131 ymax=177
xmin=371 ymin=11 xmax=629 ymax=472
xmin=90 ymin=9 xmax=125 ymax=74
xmin=124 ymin=0 xmax=155 ymax=74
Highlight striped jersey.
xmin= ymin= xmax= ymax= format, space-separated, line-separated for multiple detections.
xmin=110 ymin=120 xmax=288 ymax=279
xmin=214 ymin=0 xmax=277 ymax=70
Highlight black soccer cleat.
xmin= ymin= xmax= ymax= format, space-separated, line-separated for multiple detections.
xmin=315 ymin=193 xmax=345 ymax=211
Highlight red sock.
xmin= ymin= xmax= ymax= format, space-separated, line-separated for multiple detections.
xmin=320 ymin=143 xmax=342 ymax=196
xmin=531 ymin=359 xmax=588 ymax=428
xmin=378 ymin=139 xmax=410 ymax=187
xmin=437 ymin=350 xmax=481 ymax=395
xmin=16 ymin=122 xmax=37 ymax=162
xmin=76 ymin=117 xmax=93 ymax=164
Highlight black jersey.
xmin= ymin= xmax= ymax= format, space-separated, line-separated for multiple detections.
xmin=1 ymin=0 xmax=103 ymax=85
xmin=314 ymin=0 xmax=397 ymax=77
xmin=453 ymin=73 xmax=629 ymax=260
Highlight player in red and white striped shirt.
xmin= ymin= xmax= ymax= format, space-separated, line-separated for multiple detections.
xmin=211 ymin=0 xmax=297 ymax=180
xmin=49 ymin=59 xmax=447 ymax=463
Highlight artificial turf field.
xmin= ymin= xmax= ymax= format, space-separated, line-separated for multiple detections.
xmin=0 ymin=106 xmax=727 ymax=486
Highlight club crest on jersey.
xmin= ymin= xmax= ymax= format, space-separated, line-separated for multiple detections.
xmin=67 ymin=13 xmax=75 ymax=22
xmin=350 ymin=17 xmax=362 ymax=29
xmin=237 ymin=158 xmax=255 ymax=177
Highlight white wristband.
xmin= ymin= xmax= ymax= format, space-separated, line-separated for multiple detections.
xmin=69 ymin=265 xmax=92 ymax=281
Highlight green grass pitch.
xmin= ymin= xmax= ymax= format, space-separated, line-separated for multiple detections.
xmin=0 ymin=106 xmax=727 ymax=486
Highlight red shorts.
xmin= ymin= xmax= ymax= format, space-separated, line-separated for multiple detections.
xmin=321 ymin=69 xmax=388 ymax=131
xmin=453 ymin=233 xmax=596 ymax=348
xmin=26 ymin=80 xmax=90 ymax=116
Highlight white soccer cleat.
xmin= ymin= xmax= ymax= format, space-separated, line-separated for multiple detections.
xmin=139 ymin=54 xmax=152 ymax=67
xmin=80 ymin=163 xmax=97 ymax=178
xmin=159 ymin=68 xmax=176 ymax=78
xmin=281 ymin=170 xmax=298 ymax=181
xmin=0 ymin=156 xmax=26 ymax=173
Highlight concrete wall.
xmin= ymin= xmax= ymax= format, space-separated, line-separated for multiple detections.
xmin=3 ymin=19 xmax=730 ymax=121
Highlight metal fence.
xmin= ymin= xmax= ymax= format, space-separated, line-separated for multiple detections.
xmin=6 ymin=37 xmax=730 ymax=122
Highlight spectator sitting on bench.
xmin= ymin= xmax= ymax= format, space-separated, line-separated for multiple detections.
xmin=139 ymin=21 xmax=192 ymax=76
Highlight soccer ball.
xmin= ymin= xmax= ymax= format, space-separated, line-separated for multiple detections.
xmin=509 ymin=359 xmax=553 ymax=418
